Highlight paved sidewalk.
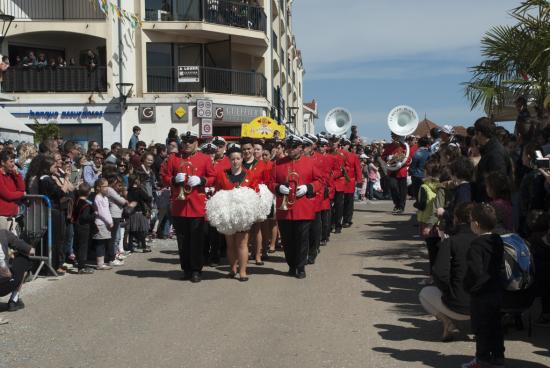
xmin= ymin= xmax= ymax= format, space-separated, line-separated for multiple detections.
xmin=0 ymin=201 xmax=548 ymax=368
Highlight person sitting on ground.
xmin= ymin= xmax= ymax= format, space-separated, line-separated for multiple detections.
xmin=0 ymin=229 xmax=35 ymax=314
xmin=419 ymin=202 xmax=475 ymax=342
xmin=462 ymin=203 xmax=505 ymax=368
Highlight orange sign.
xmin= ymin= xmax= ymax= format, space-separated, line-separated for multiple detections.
xmin=241 ymin=117 xmax=286 ymax=139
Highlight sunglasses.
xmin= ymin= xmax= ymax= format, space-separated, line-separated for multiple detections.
xmin=182 ymin=138 xmax=198 ymax=144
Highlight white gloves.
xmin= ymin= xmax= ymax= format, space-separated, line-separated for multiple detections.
xmin=296 ymin=185 xmax=308 ymax=198
xmin=279 ymin=185 xmax=290 ymax=195
xmin=187 ymin=175 xmax=201 ymax=187
xmin=175 ymin=173 xmax=186 ymax=183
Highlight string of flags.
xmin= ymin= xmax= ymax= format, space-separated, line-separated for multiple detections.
xmin=92 ymin=0 xmax=142 ymax=29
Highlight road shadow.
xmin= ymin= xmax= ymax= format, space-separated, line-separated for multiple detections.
xmin=147 ymin=257 xmax=180 ymax=265
xmin=373 ymin=347 xmax=548 ymax=368
xmin=215 ymin=265 xmax=288 ymax=277
xmin=159 ymin=250 xmax=179 ymax=255
xmin=374 ymin=317 xmax=472 ymax=343
xmin=115 ymin=269 xmax=226 ymax=281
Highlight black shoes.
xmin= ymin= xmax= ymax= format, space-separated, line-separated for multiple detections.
xmin=296 ymin=268 xmax=306 ymax=279
xmin=320 ymin=240 xmax=327 ymax=246
xmin=7 ymin=298 xmax=25 ymax=312
xmin=334 ymin=228 xmax=342 ymax=234
xmin=342 ymin=222 xmax=352 ymax=228
xmin=190 ymin=272 xmax=201 ymax=283
xmin=181 ymin=272 xmax=192 ymax=281
xmin=287 ymin=267 xmax=297 ymax=277
xmin=307 ymin=258 xmax=316 ymax=265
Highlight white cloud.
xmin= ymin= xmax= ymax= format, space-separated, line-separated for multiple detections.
xmin=292 ymin=0 xmax=518 ymax=68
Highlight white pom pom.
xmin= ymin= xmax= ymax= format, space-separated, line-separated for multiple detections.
xmin=206 ymin=187 xmax=260 ymax=235
xmin=256 ymin=184 xmax=274 ymax=222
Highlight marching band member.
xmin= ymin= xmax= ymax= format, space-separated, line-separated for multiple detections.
xmin=382 ymin=133 xmax=411 ymax=215
xmin=340 ymin=137 xmax=363 ymax=228
xmin=329 ymin=135 xmax=347 ymax=234
xmin=214 ymin=144 xmax=259 ymax=281
xmin=241 ymin=138 xmax=270 ymax=265
xmin=161 ymin=131 xmax=216 ymax=283
xmin=271 ymin=135 xmax=322 ymax=279
xmin=316 ymin=136 xmax=340 ymax=246
xmin=303 ymin=134 xmax=323 ymax=264
xmin=211 ymin=136 xmax=231 ymax=173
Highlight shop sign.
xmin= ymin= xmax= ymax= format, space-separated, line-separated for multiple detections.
xmin=139 ymin=105 xmax=156 ymax=123
xmin=28 ymin=110 xmax=104 ymax=119
xmin=178 ymin=66 xmax=200 ymax=83
xmin=201 ymin=119 xmax=213 ymax=137
xmin=213 ymin=104 xmax=265 ymax=123
xmin=171 ymin=104 xmax=189 ymax=123
xmin=241 ymin=116 xmax=286 ymax=139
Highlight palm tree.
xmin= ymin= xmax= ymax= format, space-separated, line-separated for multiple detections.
xmin=464 ymin=0 xmax=550 ymax=119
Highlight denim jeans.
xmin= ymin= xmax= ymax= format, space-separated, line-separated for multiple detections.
xmin=64 ymin=222 xmax=75 ymax=257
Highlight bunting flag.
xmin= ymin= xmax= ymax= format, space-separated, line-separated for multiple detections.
xmin=90 ymin=0 xmax=141 ymax=29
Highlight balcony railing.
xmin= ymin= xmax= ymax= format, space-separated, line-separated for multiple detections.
xmin=144 ymin=0 xmax=267 ymax=33
xmin=3 ymin=66 xmax=108 ymax=93
xmin=0 ymin=0 xmax=105 ymax=20
xmin=147 ymin=66 xmax=267 ymax=97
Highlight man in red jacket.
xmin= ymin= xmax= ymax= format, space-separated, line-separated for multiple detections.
xmin=211 ymin=136 xmax=230 ymax=173
xmin=0 ymin=151 xmax=26 ymax=232
xmin=340 ymin=138 xmax=363 ymax=228
xmin=161 ymin=131 xmax=216 ymax=283
xmin=329 ymin=135 xmax=347 ymax=233
xmin=302 ymin=134 xmax=322 ymax=264
xmin=271 ymin=135 xmax=321 ymax=279
xmin=382 ymin=133 xmax=411 ymax=215
xmin=316 ymin=136 xmax=340 ymax=245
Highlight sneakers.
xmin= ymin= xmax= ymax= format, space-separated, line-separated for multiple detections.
xmin=116 ymin=253 xmax=127 ymax=261
xmin=109 ymin=259 xmax=125 ymax=267
xmin=7 ymin=298 xmax=25 ymax=312
xmin=96 ymin=264 xmax=112 ymax=270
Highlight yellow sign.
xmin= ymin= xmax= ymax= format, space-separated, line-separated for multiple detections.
xmin=175 ymin=106 xmax=186 ymax=119
xmin=241 ymin=117 xmax=286 ymax=139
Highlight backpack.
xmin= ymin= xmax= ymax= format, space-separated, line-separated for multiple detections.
xmin=500 ymin=233 xmax=535 ymax=291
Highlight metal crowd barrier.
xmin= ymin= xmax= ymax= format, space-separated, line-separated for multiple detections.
xmin=19 ymin=195 xmax=57 ymax=280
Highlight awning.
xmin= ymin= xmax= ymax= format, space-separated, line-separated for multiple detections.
xmin=0 ymin=107 xmax=35 ymax=142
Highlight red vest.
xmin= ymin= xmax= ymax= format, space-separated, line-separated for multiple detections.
xmin=271 ymin=155 xmax=321 ymax=221
xmin=215 ymin=169 xmax=258 ymax=191
xmin=161 ymin=151 xmax=216 ymax=218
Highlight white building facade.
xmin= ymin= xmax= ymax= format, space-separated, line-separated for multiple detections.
xmin=0 ymin=0 xmax=309 ymax=147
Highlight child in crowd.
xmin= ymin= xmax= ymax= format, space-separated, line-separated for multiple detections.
xmin=485 ymin=172 xmax=514 ymax=233
xmin=93 ymin=178 xmax=113 ymax=270
xmin=414 ymin=159 xmax=441 ymax=283
xmin=72 ymin=183 xmax=96 ymax=274
xmin=463 ymin=203 xmax=505 ymax=368
xmin=127 ymin=174 xmax=152 ymax=253
xmin=438 ymin=156 xmax=473 ymax=231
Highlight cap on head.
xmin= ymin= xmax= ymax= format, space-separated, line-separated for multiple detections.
xmin=318 ymin=137 xmax=329 ymax=145
xmin=441 ymin=125 xmax=455 ymax=135
xmin=340 ymin=137 xmax=351 ymax=146
xmin=284 ymin=134 xmax=303 ymax=147
xmin=303 ymin=133 xmax=318 ymax=143
xmin=211 ymin=136 xmax=226 ymax=147
xmin=302 ymin=136 xmax=314 ymax=146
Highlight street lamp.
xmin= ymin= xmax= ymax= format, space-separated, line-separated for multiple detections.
xmin=116 ymin=82 xmax=133 ymax=110
xmin=0 ymin=14 xmax=14 ymax=47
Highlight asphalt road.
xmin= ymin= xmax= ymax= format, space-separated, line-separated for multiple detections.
xmin=1 ymin=201 xmax=548 ymax=368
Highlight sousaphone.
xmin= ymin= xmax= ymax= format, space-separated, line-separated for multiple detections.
xmin=384 ymin=105 xmax=419 ymax=171
xmin=325 ymin=107 xmax=352 ymax=136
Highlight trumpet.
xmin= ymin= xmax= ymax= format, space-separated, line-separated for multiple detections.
xmin=337 ymin=151 xmax=351 ymax=182
xmin=280 ymin=169 xmax=300 ymax=210
xmin=176 ymin=161 xmax=194 ymax=201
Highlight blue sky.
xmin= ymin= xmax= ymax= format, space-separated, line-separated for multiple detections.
xmin=292 ymin=0 xmax=519 ymax=140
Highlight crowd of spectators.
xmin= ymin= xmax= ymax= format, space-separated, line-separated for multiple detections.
xmin=0 ymin=106 xmax=549 ymax=366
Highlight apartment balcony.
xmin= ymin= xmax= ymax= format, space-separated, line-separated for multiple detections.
xmin=0 ymin=0 xmax=105 ymax=20
xmin=144 ymin=0 xmax=267 ymax=33
xmin=147 ymin=66 xmax=267 ymax=98
xmin=3 ymin=66 xmax=108 ymax=93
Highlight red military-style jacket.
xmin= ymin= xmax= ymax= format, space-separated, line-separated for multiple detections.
xmin=161 ymin=150 xmax=216 ymax=218
xmin=309 ymin=152 xmax=328 ymax=212
xmin=332 ymin=150 xmax=348 ymax=193
xmin=213 ymin=155 xmax=231 ymax=174
xmin=270 ymin=155 xmax=322 ymax=221
xmin=315 ymin=152 xmax=342 ymax=210
xmin=343 ymin=150 xmax=364 ymax=194
xmin=244 ymin=159 xmax=271 ymax=186
xmin=215 ymin=168 xmax=259 ymax=191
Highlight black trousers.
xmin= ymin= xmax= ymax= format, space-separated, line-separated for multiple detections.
xmin=278 ymin=220 xmax=311 ymax=270
xmin=0 ymin=255 xmax=33 ymax=297
xmin=331 ymin=191 xmax=345 ymax=230
xmin=343 ymin=193 xmax=354 ymax=224
xmin=173 ymin=216 xmax=205 ymax=274
xmin=388 ymin=176 xmax=407 ymax=210
xmin=203 ymin=223 xmax=224 ymax=263
xmin=320 ymin=209 xmax=331 ymax=242
xmin=308 ymin=212 xmax=322 ymax=262
xmin=471 ymin=292 xmax=505 ymax=362
xmin=411 ymin=176 xmax=423 ymax=200
xmin=74 ymin=224 xmax=91 ymax=269
xmin=426 ymin=237 xmax=441 ymax=273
